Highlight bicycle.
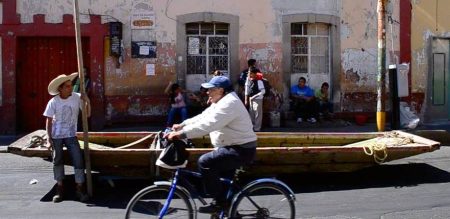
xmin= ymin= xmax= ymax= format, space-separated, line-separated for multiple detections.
xmin=124 ymin=166 xmax=296 ymax=218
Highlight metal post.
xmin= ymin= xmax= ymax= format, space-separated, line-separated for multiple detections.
xmin=377 ymin=0 xmax=387 ymax=132
xmin=72 ymin=0 xmax=93 ymax=196
xmin=389 ymin=65 xmax=400 ymax=130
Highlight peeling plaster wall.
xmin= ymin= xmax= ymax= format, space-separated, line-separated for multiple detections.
xmin=13 ymin=0 xmax=403 ymax=125
xmin=340 ymin=0 xmax=400 ymax=112
xmin=341 ymin=48 xmax=377 ymax=92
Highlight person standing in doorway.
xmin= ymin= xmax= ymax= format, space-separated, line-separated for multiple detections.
xmin=72 ymin=67 xmax=90 ymax=131
xmin=44 ymin=72 xmax=91 ymax=203
xmin=238 ymin=59 xmax=259 ymax=101
xmin=72 ymin=67 xmax=90 ymax=94
xmin=245 ymin=67 xmax=265 ymax=131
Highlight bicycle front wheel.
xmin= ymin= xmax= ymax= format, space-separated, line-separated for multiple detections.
xmin=229 ymin=182 xmax=295 ymax=219
xmin=125 ymin=184 xmax=194 ymax=219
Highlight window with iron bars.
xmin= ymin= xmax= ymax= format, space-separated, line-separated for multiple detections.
xmin=186 ymin=22 xmax=229 ymax=75
xmin=291 ymin=23 xmax=330 ymax=75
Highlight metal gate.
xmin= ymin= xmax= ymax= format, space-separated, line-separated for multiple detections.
xmin=185 ymin=22 xmax=229 ymax=92
xmin=16 ymin=37 xmax=90 ymax=132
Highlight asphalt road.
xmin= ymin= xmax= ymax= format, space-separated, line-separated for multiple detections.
xmin=1 ymin=146 xmax=450 ymax=219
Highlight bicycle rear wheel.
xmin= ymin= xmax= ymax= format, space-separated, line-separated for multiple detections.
xmin=125 ymin=184 xmax=194 ymax=219
xmin=229 ymin=182 xmax=295 ymax=219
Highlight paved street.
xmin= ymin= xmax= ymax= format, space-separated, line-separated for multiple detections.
xmin=1 ymin=144 xmax=450 ymax=219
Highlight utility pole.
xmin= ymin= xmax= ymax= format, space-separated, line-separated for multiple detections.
xmin=73 ymin=0 xmax=93 ymax=196
xmin=377 ymin=0 xmax=387 ymax=132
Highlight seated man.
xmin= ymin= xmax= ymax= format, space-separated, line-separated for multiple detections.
xmin=290 ymin=77 xmax=318 ymax=123
xmin=315 ymin=82 xmax=334 ymax=119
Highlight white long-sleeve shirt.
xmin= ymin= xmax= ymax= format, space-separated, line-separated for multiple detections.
xmin=244 ymin=79 xmax=265 ymax=100
xmin=180 ymin=92 xmax=257 ymax=147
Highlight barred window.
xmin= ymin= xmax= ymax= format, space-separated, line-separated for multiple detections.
xmin=291 ymin=23 xmax=330 ymax=75
xmin=186 ymin=23 xmax=229 ymax=75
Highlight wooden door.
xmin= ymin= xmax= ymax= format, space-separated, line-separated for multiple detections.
xmin=16 ymin=37 xmax=90 ymax=133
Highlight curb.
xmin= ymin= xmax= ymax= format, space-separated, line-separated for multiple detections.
xmin=410 ymin=130 xmax=450 ymax=145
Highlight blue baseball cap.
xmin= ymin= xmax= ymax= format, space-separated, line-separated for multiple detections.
xmin=201 ymin=76 xmax=231 ymax=89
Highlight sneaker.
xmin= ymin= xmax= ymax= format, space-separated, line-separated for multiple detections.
xmin=198 ymin=201 xmax=222 ymax=214
xmin=307 ymin=118 xmax=317 ymax=123
xmin=296 ymin=118 xmax=303 ymax=123
xmin=52 ymin=185 xmax=64 ymax=203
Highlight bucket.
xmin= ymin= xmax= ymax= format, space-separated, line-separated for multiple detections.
xmin=269 ymin=111 xmax=281 ymax=127
xmin=355 ymin=114 xmax=368 ymax=126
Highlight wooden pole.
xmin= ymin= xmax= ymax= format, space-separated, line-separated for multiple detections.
xmin=377 ymin=0 xmax=387 ymax=132
xmin=72 ymin=0 xmax=93 ymax=196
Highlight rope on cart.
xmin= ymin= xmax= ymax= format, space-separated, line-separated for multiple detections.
xmin=363 ymin=132 xmax=414 ymax=164
xmin=25 ymin=135 xmax=47 ymax=149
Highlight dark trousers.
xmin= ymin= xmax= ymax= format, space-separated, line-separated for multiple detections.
xmin=319 ymin=101 xmax=334 ymax=114
xmin=293 ymin=99 xmax=319 ymax=119
xmin=198 ymin=145 xmax=256 ymax=202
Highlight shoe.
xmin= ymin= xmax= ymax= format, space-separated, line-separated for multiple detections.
xmin=307 ymin=118 xmax=317 ymax=123
xmin=52 ymin=185 xmax=64 ymax=203
xmin=198 ymin=201 xmax=222 ymax=214
xmin=76 ymin=184 xmax=89 ymax=202
xmin=296 ymin=118 xmax=303 ymax=123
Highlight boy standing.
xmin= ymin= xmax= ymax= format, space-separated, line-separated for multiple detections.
xmin=44 ymin=72 xmax=91 ymax=203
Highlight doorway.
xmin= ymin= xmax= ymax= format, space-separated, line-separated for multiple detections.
xmin=16 ymin=37 xmax=90 ymax=132
xmin=426 ymin=38 xmax=450 ymax=122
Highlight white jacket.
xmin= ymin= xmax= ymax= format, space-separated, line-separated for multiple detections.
xmin=180 ymin=92 xmax=257 ymax=147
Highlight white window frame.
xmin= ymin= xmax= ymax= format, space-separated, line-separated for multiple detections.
xmin=186 ymin=23 xmax=230 ymax=77
xmin=291 ymin=23 xmax=331 ymax=76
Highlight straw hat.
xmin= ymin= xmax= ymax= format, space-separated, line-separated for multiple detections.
xmin=48 ymin=72 xmax=78 ymax=95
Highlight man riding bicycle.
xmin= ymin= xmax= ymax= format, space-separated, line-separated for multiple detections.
xmin=167 ymin=76 xmax=257 ymax=214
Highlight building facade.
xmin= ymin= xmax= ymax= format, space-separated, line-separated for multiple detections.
xmin=1 ymin=0 xmax=444 ymax=134
xmin=409 ymin=0 xmax=450 ymax=122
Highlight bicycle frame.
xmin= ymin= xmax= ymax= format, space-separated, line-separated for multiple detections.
xmin=156 ymin=168 xmax=238 ymax=219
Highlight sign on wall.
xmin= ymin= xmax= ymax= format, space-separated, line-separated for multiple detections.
xmin=188 ymin=37 xmax=200 ymax=55
xmin=131 ymin=41 xmax=156 ymax=58
xmin=110 ymin=22 xmax=122 ymax=56
xmin=131 ymin=12 xmax=155 ymax=30
xmin=146 ymin=64 xmax=155 ymax=76
xmin=131 ymin=2 xmax=155 ymax=29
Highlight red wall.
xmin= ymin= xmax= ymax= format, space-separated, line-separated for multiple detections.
xmin=0 ymin=0 xmax=108 ymax=134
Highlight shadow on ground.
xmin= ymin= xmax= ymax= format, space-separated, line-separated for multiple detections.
xmin=278 ymin=163 xmax=450 ymax=193
xmin=40 ymin=175 xmax=152 ymax=209
xmin=38 ymin=163 xmax=450 ymax=210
